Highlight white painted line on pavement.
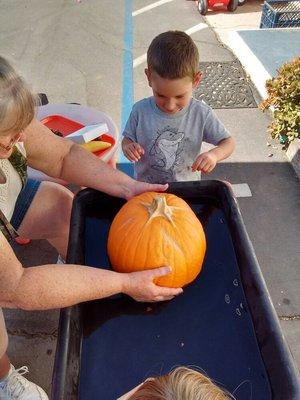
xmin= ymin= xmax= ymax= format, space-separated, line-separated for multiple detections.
xmin=228 ymin=31 xmax=271 ymax=100
xmin=133 ymin=54 xmax=147 ymax=68
xmin=133 ymin=23 xmax=208 ymax=68
xmin=133 ymin=0 xmax=174 ymax=16
xmin=232 ymin=183 xmax=252 ymax=198
xmin=185 ymin=23 xmax=209 ymax=36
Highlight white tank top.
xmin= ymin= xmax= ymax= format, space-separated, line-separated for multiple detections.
xmin=0 ymin=143 xmax=25 ymax=221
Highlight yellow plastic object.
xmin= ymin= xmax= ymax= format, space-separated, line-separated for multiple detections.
xmin=80 ymin=140 xmax=111 ymax=153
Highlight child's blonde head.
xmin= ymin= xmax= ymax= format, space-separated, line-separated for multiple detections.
xmin=0 ymin=55 xmax=37 ymax=135
xmin=147 ymin=31 xmax=200 ymax=80
xmin=128 ymin=366 xmax=232 ymax=400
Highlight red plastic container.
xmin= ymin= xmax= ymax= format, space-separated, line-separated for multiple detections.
xmin=41 ymin=115 xmax=116 ymax=159
xmin=41 ymin=115 xmax=84 ymax=135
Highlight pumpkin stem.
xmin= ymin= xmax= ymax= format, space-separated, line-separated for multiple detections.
xmin=142 ymin=196 xmax=175 ymax=225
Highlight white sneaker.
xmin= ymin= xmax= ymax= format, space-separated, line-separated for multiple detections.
xmin=0 ymin=365 xmax=48 ymax=400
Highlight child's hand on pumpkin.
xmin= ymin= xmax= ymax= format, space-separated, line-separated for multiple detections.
xmin=191 ymin=151 xmax=218 ymax=174
xmin=122 ymin=266 xmax=183 ymax=302
xmin=122 ymin=138 xmax=145 ymax=162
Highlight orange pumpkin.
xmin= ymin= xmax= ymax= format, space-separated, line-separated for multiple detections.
xmin=107 ymin=192 xmax=206 ymax=288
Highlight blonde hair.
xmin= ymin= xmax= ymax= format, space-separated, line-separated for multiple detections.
xmin=128 ymin=367 xmax=232 ymax=400
xmin=0 ymin=55 xmax=37 ymax=135
xmin=147 ymin=31 xmax=199 ymax=80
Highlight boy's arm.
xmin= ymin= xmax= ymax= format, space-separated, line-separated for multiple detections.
xmin=192 ymin=137 xmax=235 ymax=173
xmin=207 ymin=137 xmax=235 ymax=161
xmin=122 ymin=104 xmax=145 ymax=162
xmin=192 ymin=104 xmax=235 ymax=173
xmin=122 ymin=137 xmax=145 ymax=162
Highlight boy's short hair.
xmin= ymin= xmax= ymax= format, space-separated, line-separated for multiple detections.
xmin=0 ymin=55 xmax=37 ymax=135
xmin=128 ymin=366 xmax=232 ymax=400
xmin=147 ymin=31 xmax=199 ymax=80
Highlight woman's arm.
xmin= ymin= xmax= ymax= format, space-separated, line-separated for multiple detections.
xmin=24 ymin=119 xmax=167 ymax=199
xmin=0 ymin=233 xmax=182 ymax=310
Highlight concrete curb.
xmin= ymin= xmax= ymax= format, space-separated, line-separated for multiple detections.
xmin=287 ymin=139 xmax=300 ymax=178
xmin=227 ymin=29 xmax=300 ymax=179
xmin=228 ymin=30 xmax=271 ymax=100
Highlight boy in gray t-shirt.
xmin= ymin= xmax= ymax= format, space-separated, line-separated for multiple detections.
xmin=122 ymin=31 xmax=235 ymax=184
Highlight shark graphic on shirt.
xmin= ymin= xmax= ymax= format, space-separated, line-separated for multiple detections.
xmin=149 ymin=126 xmax=185 ymax=180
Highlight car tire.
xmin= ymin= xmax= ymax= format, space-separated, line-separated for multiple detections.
xmin=197 ymin=0 xmax=208 ymax=15
xmin=227 ymin=0 xmax=239 ymax=11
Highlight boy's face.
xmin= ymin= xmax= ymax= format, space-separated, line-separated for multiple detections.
xmin=145 ymin=69 xmax=201 ymax=115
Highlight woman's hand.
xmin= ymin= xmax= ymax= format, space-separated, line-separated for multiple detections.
xmin=125 ymin=180 xmax=168 ymax=200
xmin=122 ymin=138 xmax=145 ymax=162
xmin=121 ymin=266 xmax=183 ymax=302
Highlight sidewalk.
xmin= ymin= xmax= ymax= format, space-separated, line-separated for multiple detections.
xmin=1 ymin=0 xmax=299 ymax=396
xmin=204 ymin=3 xmax=300 ymax=176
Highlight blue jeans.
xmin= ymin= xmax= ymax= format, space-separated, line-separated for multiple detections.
xmin=11 ymin=179 xmax=41 ymax=230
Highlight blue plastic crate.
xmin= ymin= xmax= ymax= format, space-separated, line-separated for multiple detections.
xmin=260 ymin=0 xmax=300 ymax=28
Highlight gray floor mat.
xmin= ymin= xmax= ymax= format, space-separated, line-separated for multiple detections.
xmin=194 ymin=60 xmax=259 ymax=109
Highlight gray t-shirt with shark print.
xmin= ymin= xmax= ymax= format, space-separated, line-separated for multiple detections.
xmin=122 ymin=97 xmax=231 ymax=184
